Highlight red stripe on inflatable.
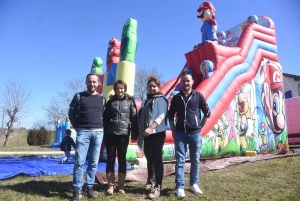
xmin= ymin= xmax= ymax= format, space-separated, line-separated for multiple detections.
xmin=160 ymin=77 xmax=179 ymax=95
xmin=252 ymin=31 xmax=277 ymax=45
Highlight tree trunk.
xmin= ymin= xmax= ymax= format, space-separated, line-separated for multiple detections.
xmin=3 ymin=123 xmax=13 ymax=147
xmin=3 ymin=132 xmax=10 ymax=146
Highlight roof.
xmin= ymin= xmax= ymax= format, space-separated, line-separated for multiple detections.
xmin=283 ymin=73 xmax=300 ymax=79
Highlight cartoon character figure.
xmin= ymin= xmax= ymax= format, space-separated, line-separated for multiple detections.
xmin=224 ymin=30 xmax=239 ymax=47
xmin=217 ymin=31 xmax=226 ymax=45
xmin=200 ymin=60 xmax=214 ymax=80
xmin=212 ymin=113 xmax=229 ymax=152
xmin=260 ymin=62 xmax=285 ymax=135
xmin=241 ymin=15 xmax=258 ymax=30
xmin=197 ymin=2 xmax=218 ymax=44
xmin=235 ymin=88 xmax=255 ymax=150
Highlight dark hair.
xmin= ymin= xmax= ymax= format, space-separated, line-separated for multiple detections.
xmin=147 ymin=76 xmax=161 ymax=88
xmin=180 ymin=71 xmax=192 ymax=76
xmin=86 ymin=73 xmax=99 ymax=81
xmin=114 ymin=80 xmax=127 ymax=93
xmin=66 ymin=129 xmax=72 ymax=135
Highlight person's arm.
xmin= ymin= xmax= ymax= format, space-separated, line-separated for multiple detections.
xmin=201 ymin=117 xmax=208 ymax=128
xmin=130 ymin=99 xmax=138 ymax=141
xmin=168 ymin=96 xmax=177 ymax=139
xmin=199 ymin=94 xmax=211 ymax=129
xmin=143 ymin=97 xmax=168 ymax=137
xmin=68 ymin=94 xmax=79 ymax=130
xmin=102 ymin=98 xmax=110 ymax=130
xmin=71 ymin=138 xmax=76 ymax=150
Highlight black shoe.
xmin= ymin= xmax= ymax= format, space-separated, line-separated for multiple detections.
xmin=71 ymin=189 xmax=82 ymax=201
xmin=87 ymin=185 xmax=97 ymax=198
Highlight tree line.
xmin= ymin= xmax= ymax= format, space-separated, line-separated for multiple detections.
xmin=0 ymin=67 xmax=163 ymax=147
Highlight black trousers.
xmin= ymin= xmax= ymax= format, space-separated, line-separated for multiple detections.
xmin=143 ymin=131 xmax=166 ymax=185
xmin=104 ymin=135 xmax=129 ymax=174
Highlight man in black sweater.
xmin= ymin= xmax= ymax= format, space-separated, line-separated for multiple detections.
xmin=68 ymin=73 xmax=106 ymax=201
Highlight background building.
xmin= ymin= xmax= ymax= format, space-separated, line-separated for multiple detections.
xmin=283 ymin=73 xmax=300 ymax=99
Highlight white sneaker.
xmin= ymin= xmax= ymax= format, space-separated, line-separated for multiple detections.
xmin=176 ymin=188 xmax=185 ymax=199
xmin=190 ymin=184 xmax=203 ymax=194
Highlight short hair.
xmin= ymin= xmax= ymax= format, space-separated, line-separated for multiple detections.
xmin=86 ymin=73 xmax=99 ymax=81
xmin=180 ymin=70 xmax=192 ymax=77
xmin=113 ymin=80 xmax=127 ymax=93
xmin=66 ymin=129 xmax=72 ymax=135
xmin=147 ymin=76 xmax=161 ymax=88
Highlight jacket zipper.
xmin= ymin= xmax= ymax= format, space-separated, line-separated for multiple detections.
xmin=117 ymin=99 xmax=121 ymax=132
xmin=180 ymin=94 xmax=192 ymax=133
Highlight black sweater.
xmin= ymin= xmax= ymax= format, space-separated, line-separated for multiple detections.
xmin=68 ymin=92 xmax=106 ymax=129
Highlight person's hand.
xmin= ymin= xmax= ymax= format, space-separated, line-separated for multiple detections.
xmin=143 ymin=127 xmax=153 ymax=137
xmin=130 ymin=139 xmax=137 ymax=143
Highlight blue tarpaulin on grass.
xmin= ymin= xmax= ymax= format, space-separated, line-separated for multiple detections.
xmin=0 ymin=156 xmax=131 ymax=180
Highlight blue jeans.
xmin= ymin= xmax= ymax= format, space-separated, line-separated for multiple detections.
xmin=63 ymin=151 xmax=71 ymax=162
xmin=73 ymin=130 xmax=103 ymax=190
xmin=174 ymin=131 xmax=202 ymax=190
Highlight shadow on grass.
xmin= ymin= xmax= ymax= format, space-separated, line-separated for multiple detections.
xmin=0 ymin=180 xmax=72 ymax=198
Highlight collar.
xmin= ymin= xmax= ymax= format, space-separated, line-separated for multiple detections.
xmin=179 ymin=89 xmax=196 ymax=97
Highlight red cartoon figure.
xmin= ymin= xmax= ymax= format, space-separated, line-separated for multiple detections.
xmin=197 ymin=2 xmax=218 ymax=44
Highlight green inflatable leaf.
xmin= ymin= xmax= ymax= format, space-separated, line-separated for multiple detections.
xmin=120 ymin=18 xmax=138 ymax=62
xmin=90 ymin=57 xmax=103 ymax=74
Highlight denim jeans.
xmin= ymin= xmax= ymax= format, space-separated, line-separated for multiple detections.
xmin=174 ymin=131 xmax=202 ymax=190
xmin=73 ymin=130 xmax=103 ymax=190
xmin=63 ymin=151 xmax=71 ymax=162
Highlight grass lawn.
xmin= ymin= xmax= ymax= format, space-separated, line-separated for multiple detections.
xmin=0 ymin=130 xmax=299 ymax=200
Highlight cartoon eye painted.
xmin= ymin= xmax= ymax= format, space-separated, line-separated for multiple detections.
xmin=273 ymin=96 xmax=279 ymax=114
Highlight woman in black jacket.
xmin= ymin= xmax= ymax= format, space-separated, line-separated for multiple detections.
xmin=103 ymin=79 xmax=138 ymax=195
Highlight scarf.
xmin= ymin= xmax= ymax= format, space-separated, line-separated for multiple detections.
xmin=137 ymin=92 xmax=164 ymax=152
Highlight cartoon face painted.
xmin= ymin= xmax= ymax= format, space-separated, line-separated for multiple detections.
xmin=237 ymin=93 xmax=249 ymax=115
xmin=261 ymin=63 xmax=285 ymax=134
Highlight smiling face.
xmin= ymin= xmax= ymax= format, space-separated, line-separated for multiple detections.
xmin=115 ymin=83 xmax=125 ymax=99
xmin=180 ymin=74 xmax=194 ymax=92
xmin=86 ymin=74 xmax=99 ymax=94
xmin=147 ymin=81 xmax=159 ymax=94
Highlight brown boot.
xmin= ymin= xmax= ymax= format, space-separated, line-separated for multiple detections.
xmin=106 ymin=172 xmax=115 ymax=195
xmin=117 ymin=173 xmax=126 ymax=194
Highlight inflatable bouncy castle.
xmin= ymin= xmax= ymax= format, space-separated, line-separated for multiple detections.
xmin=71 ymin=3 xmax=287 ymax=161
xmin=159 ymin=2 xmax=288 ymax=158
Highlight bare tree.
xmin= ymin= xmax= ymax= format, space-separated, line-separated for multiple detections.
xmin=43 ymin=76 xmax=86 ymax=126
xmin=0 ymin=80 xmax=31 ymax=146
xmin=134 ymin=67 xmax=164 ymax=100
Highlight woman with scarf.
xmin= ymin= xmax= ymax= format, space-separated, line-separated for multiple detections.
xmin=138 ymin=76 xmax=168 ymax=199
